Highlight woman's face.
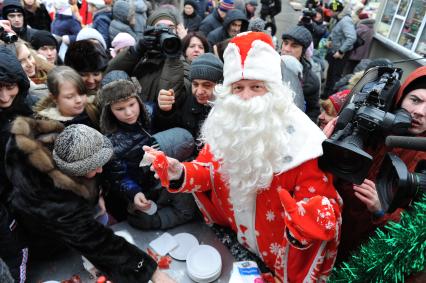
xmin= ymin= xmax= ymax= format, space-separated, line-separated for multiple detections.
xmin=23 ymin=0 xmax=35 ymax=6
xmin=0 ymin=82 xmax=19 ymax=108
xmin=54 ymin=80 xmax=87 ymax=117
xmin=110 ymin=97 xmax=140 ymax=125
xmin=184 ymin=4 xmax=194 ymax=16
xmin=79 ymin=71 xmax=103 ymax=91
xmin=185 ymin=36 xmax=205 ymax=63
xmin=17 ymin=45 xmax=36 ymax=78
xmin=37 ymin=45 xmax=57 ymax=64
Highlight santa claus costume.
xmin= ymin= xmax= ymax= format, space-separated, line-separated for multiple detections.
xmin=161 ymin=32 xmax=343 ymax=282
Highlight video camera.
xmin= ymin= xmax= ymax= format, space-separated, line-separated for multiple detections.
xmin=319 ymin=67 xmax=412 ymax=184
xmin=376 ymin=136 xmax=426 ymax=213
xmin=301 ymin=8 xmax=316 ymax=24
xmin=0 ymin=26 xmax=18 ymax=44
xmin=144 ymin=24 xmax=181 ymax=57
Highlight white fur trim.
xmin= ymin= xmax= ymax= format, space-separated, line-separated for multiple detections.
xmin=223 ymin=40 xmax=282 ymax=86
xmin=38 ymin=107 xmax=75 ymax=122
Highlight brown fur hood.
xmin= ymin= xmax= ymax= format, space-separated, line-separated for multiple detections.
xmin=9 ymin=116 xmax=98 ymax=200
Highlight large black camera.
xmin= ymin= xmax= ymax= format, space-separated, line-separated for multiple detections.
xmin=144 ymin=24 xmax=181 ymax=57
xmin=0 ymin=26 xmax=18 ymax=44
xmin=375 ymin=136 xmax=426 ymax=213
xmin=301 ymin=8 xmax=316 ymax=24
xmin=319 ymin=67 xmax=412 ymax=184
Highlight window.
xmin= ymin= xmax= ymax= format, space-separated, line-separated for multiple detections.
xmin=377 ymin=0 xmax=426 ymax=56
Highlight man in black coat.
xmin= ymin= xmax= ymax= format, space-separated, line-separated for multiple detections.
xmin=281 ymin=26 xmax=320 ymax=122
xmin=156 ymin=53 xmax=223 ymax=150
xmin=2 ymin=0 xmax=38 ymax=42
xmin=207 ymin=9 xmax=248 ymax=46
xmin=199 ymin=0 xmax=234 ymax=37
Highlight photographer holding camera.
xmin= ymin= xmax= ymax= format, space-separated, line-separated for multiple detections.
xmin=328 ymin=66 xmax=426 ymax=264
xmin=106 ymin=7 xmax=186 ymax=109
xmin=298 ymin=7 xmax=327 ymax=49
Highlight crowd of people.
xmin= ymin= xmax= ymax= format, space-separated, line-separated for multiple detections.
xmin=0 ymin=0 xmax=425 ymax=282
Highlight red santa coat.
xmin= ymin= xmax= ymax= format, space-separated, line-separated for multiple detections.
xmin=169 ymin=145 xmax=343 ymax=282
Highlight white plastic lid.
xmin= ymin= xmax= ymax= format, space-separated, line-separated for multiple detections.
xmin=169 ymin=233 xmax=199 ymax=261
xmin=186 ymin=245 xmax=222 ymax=281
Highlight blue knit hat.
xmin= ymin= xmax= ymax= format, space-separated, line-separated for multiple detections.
xmin=219 ymin=0 xmax=234 ymax=12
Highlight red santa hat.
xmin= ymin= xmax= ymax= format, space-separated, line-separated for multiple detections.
xmin=223 ymin=31 xmax=282 ymax=87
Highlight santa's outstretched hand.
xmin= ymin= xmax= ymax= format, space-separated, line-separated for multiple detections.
xmin=142 ymin=146 xmax=184 ymax=187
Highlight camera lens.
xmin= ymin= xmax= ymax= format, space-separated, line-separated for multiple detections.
xmin=159 ymin=33 xmax=181 ymax=57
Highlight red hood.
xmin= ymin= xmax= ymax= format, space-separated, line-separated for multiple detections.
xmin=395 ymin=66 xmax=426 ymax=107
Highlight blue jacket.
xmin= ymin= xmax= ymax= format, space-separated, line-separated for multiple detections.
xmin=51 ymin=14 xmax=81 ymax=43
xmin=92 ymin=8 xmax=112 ymax=48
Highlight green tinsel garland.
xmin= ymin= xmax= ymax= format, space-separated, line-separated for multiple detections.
xmin=330 ymin=194 xmax=426 ymax=282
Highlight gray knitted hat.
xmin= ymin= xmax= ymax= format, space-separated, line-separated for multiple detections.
xmin=190 ymin=53 xmax=223 ymax=83
xmin=53 ymin=124 xmax=113 ymax=177
xmin=281 ymin=26 xmax=313 ymax=50
xmin=248 ymin=18 xmax=266 ymax=32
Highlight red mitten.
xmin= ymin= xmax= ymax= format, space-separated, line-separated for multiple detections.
xmin=279 ymin=189 xmax=337 ymax=245
xmin=153 ymin=152 xmax=169 ymax=187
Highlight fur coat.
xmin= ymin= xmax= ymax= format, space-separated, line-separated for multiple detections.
xmin=5 ymin=117 xmax=157 ymax=282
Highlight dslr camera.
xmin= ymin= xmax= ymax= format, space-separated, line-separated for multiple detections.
xmin=143 ymin=24 xmax=181 ymax=57
xmin=319 ymin=67 xmax=412 ymax=184
xmin=301 ymin=8 xmax=316 ymax=24
xmin=0 ymin=26 xmax=18 ymax=44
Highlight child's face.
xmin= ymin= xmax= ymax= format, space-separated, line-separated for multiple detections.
xmin=111 ymin=97 xmax=140 ymax=125
xmin=54 ymin=80 xmax=87 ymax=117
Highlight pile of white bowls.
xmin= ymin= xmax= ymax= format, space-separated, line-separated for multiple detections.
xmin=186 ymin=245 xmax=222 ymax=283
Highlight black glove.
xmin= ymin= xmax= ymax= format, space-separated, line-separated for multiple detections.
xmin=133 ymin=35 xmax=157 ymax=57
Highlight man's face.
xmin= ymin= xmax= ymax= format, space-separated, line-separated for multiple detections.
xmin=7 ymin=12 xmax=24 ymax=29
xmin=228 ymin=20 xmax=242 ymax=37
xmin=401 ymin=88 xmax=426 ymax=135
xmin=231 ymin=79 xmax=268 ymax=100
xmin=281 ymin=38 xmax=303 ymax=60
xmin=192 ymin=79 xmax=215 ymax=105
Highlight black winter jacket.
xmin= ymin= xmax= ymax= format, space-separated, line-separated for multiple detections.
xmin=207 ymin=9 xmax=248 ymax=46
xmin=24 ymin=4 xmax=52 ymax=31
xmin=199 ymin=8 xmax=223 ymax=37
xmin=302 ymin=59 xmax=320 ymax=122
xmin=6 ymin=117 xmax=158 ymax=282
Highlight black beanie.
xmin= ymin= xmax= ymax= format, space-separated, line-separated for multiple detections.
xmin=64 ymin=40 xmax=109 ymax=73
xmin=2 ymin=0 xmax=24 ymax=19
xmin=190 ymin=53 xmax=223 ymax=83
xmin=30 ymin=30 xmax=58 ymax=50
xmin=282 ymin=26 xmax=313 ymax=50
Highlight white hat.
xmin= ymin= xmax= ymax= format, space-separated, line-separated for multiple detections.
xmin=223 ymin=31 xmax=282 ymax=87
xmin=87 ymin=0 xmax=106 ymax=9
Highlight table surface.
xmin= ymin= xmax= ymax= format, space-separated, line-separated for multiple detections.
xmin=27 ymin=221 xmax=235 ymax=282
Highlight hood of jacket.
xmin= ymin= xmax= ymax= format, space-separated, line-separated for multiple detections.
xmin=8 ymin=116 xmax=98 ymax=200
xmin=0 ymin=47 xmax=32 ymax=117
xmin=395 ymin=66 xmax=426 ymax=108
xmin=223 ymin=9 xmax=248 ymax=31
xmin=112 ymin=0 xmax=134 ymax=25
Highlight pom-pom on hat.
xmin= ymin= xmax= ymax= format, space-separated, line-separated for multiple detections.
xmin=53 ymin=124 xmax=113 ymax=177
xmin=223 ymin=31 xmax=281 ymax=87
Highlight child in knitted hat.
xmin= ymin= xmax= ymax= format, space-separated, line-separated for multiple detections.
xmin=99 ymin=70 xmax=197 ymax=230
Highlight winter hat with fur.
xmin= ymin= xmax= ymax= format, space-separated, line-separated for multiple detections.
xmin=223 ymin=31 xmax=281 ymax=87
xmin=64 ymin=40 xmax=109 ymax=73
xmin=190 ymin=53 xmax=223 ymax=83
xmin=98 ymin=70 xmax=145 ymax=133
xmin=53 ymin=124 xmax=113 ymax=177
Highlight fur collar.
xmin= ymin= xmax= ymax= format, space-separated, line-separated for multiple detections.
xmin=10 ymin=116 xmax=98 ymax=199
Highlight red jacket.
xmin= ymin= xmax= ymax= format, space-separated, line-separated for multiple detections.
xmin=169 ymin=145 xmax=342 ymax=282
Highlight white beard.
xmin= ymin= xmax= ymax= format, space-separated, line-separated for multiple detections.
xmin=200 ymin=82 xmax=294 ymax=205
